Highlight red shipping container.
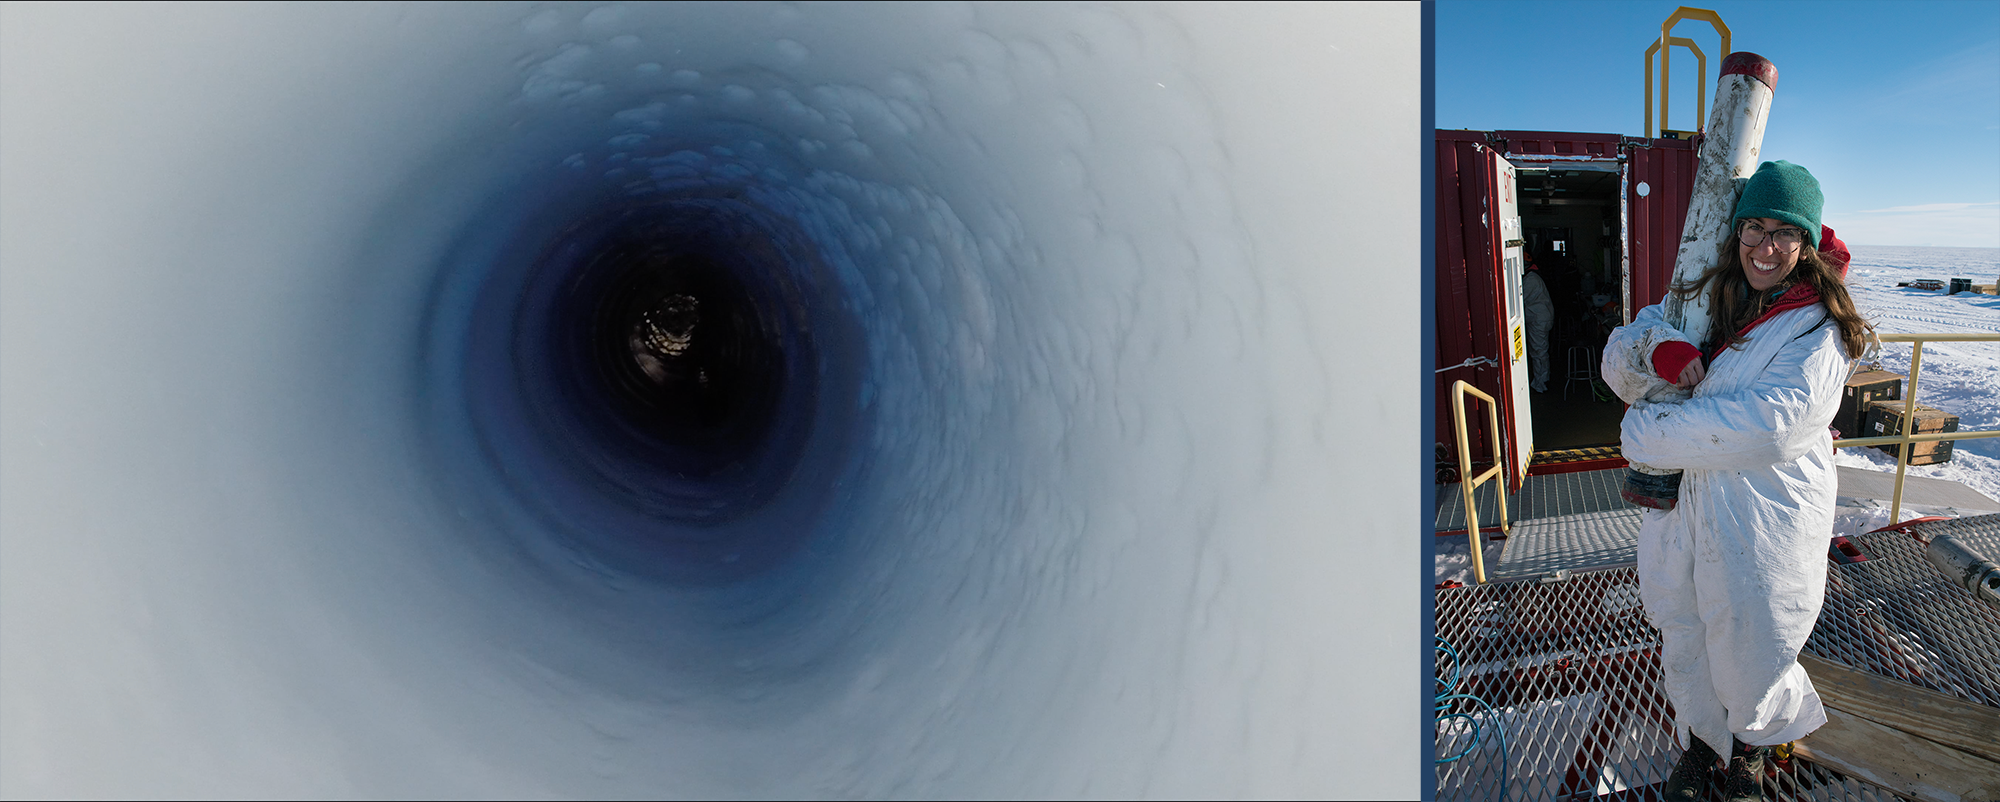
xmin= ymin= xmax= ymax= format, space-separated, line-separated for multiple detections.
xmin=1434 ymin=130 xmax=1697 ymax=486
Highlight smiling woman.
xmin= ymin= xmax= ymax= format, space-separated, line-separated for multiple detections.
xmin=0 ymin=3 xmax=1420 ymax=797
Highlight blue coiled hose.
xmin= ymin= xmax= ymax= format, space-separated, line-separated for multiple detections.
xmin=1434 ymin=636 xmax=1509 ymax=802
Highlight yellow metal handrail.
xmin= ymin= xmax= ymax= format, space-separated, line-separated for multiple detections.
xmin=1644 ymin=36 xmax=1706 ymax=139
xmin=1644 ymin=6 xmax=1730 ymax=139
xmin=1451 ymin=380 xmax=1510 ymax=584
xmin=1831 ymin=331 xmax=2000 ymax=524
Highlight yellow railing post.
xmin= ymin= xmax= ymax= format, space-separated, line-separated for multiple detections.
xmin=1893 ymin=340 xmax=1925 ymax=521
xmin=1831 ymin=332 xmax=2000 ymax=525
xmin=1451 ymin=380 xmax=1511 ymax=584
xmin=1644 ymin=7 xmax=1730 ymax=139
xmin=1643 ymin=36 xmax=1707 ymax=138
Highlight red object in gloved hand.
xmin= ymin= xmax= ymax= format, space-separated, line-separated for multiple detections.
xmin=1653 ymin=341 xmax=1703 ymax=385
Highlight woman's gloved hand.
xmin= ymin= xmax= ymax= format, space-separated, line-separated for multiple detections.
xmin=1678 ymin=360 xmax=1706 ymax=389
xmin=1651 ymin=340 xmax=1706 ymax=391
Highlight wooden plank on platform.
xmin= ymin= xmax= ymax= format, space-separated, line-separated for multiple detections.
xmin=1800 ymin=652 xmax=2000 ymax=763
xmin=1792 ymin=707 xmax=2000 ymax=802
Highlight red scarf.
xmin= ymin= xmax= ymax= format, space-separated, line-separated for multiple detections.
xmin=1707 ymin=281 xmax=1822 ymax=360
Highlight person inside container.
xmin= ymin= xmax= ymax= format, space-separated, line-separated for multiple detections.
xmin=1522 ymin=254 xmax=1554 ymax=393
xmin=1600 ymin=161 xmax=1869 ymax=801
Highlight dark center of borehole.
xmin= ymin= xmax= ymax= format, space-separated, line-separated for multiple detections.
xmin=581 ymin=241 xmax=788 ymax=482
xmin=479 ymin=193 xmax=837 ymax=551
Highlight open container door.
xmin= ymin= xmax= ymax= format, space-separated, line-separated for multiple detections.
xmin=1491 ymin=156 xmax=1534 ymax=489
xmin=1434 ymin=133 xmax=1534 ymax=494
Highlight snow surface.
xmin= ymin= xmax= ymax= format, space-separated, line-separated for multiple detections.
xmin=1833 ymin=245 xmax=2000 ymax=510
xmin=0 ymin=4 xmax=1420 ymax=798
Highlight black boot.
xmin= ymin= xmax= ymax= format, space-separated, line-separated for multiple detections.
xmin=1722 ymin=738 xmax=1770 ymax=802
xmin=1662 ymin=736 xmax=1720 ymax=801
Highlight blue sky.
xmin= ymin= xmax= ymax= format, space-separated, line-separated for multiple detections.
xmin=1436 ymin=1 xmax=2000 ymax=248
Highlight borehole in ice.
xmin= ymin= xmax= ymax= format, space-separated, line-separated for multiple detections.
xmin=0 ymin=3 xmax=1419 ymax=798
xmin=445 ymin=185 xmax=855 ymax=581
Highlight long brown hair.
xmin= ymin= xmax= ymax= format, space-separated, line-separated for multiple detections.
xmin=1671 ymin=231 xmax=1870 ymax=359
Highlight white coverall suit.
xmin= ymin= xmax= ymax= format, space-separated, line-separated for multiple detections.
xmin=1522 ymin=270 xmax=1554 ymax=393
xmin=1602 ymin=299 xmax=1851 ymax=755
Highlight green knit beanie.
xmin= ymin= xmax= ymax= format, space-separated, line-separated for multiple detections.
xmin=1734 ymin=160 xmax=1823 ymax=249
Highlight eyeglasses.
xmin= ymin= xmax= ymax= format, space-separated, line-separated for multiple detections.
xmin=1739 ymin=221 xmax=1808 ymax=252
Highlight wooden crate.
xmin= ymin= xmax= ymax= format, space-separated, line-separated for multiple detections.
xmin=1837 ymin=370 xmax=1903 ymax=440
xmin=1864 ymin=401 xmax=1959 ymax=465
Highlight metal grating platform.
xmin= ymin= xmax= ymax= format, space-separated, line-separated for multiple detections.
xmin=1434 ymin=513 xmax=2000 ymax=801
xmin=1438 ymin=466 xmax=2000 ymax=533
xmin=1490 ymin=509 xmax=1647 ymax=580
xmin=1806 ymin=517 xmax=2000 ymax=707
xmin=1436 ymin=467 xmax=1633 ymax=532
xmin=1436 ymin=468 xmax=1643 ymax=582
xmin=1439 ymin=468 xmax=2000 ymax=583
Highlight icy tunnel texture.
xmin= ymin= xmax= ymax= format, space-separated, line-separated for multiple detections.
xmin=0 ymin=3 xmax=1419 ymax=797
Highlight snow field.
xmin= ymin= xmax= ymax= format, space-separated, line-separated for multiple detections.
xmin=1834 ymin=245 xmax=2000 ymax=512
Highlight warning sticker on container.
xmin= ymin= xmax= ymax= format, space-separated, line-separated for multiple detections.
xmin=1512 ymin=325 xmax=1525 ymax=362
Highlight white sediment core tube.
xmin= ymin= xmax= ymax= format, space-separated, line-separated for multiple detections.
xmin=1 ymin=3 xmax=1418 ymax=797
xmin=1667 ymin=52 xmax=1779 ymax=343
